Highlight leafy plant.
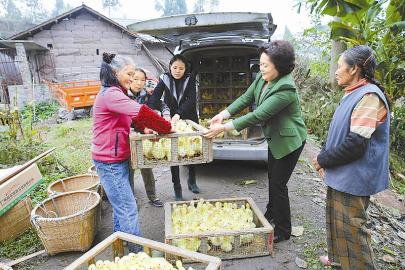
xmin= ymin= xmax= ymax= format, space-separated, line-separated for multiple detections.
xmin=297 ymin=0 xmax=405 ymax=101
xmin=20 ymin=101 xmax=59 ymax=122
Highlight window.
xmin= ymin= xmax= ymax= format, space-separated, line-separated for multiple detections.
xmin=96 ymin=49 xmax=99 ymax=55
xmin=47 ymin=44 xmax=53 ymax=49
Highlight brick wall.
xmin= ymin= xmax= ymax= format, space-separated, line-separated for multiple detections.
xmin=27 ymin=11 xmax=145 ymax=82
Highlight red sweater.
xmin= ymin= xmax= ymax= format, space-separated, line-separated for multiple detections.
xmin=92 ymin=85 xmax=171 ymax=162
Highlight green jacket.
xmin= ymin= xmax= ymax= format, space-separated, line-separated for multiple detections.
xmin=227 ymin=73 xmax=307 ymax=159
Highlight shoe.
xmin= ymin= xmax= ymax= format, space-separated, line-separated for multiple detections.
xmin=174 ymin=187 xmax=183 ymax=201
xmin=187 ymin=171 xmax=200 ymax=194
xmin=188 ymin=182 xmax=200 ymax=193
xmin=273 ymin=234 xmax=290 ymax=243
xmin=150 ymin=198 xmax=164 ymax=207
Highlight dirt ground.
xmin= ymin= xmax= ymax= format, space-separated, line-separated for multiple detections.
xmin=8 ymin=140 xmax=405 ymax=270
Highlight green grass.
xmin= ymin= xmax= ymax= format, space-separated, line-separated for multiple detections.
xmin=0 ymin=118 xmax=93 ymax=259
xmin=0 ymin=229 xmax=42 ymax=259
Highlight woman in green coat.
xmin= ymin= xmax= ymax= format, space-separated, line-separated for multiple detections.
xmin=205 ymin=40 xmax=307 ymax=243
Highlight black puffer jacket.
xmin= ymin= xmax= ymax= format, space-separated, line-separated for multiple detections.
xmin=148 ymin=72 xmax=198 ymax=123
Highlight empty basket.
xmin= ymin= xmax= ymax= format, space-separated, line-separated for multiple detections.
xmin=31 ymin=190 xmax=101 ymax=255
xmin=47 ymin=174 xmax=100 ymax=196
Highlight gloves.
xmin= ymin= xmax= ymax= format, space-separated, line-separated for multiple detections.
xmin=134 ymin=105 xmax=172 ymax=134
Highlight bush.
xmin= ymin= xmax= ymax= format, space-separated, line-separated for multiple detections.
xmin=20 ymin=101 xmax=59 ymax=122
xmin=391 ymin=102 xmax=405 ymax=159
xmin=293 ymin=59 xmax=341 ymax=145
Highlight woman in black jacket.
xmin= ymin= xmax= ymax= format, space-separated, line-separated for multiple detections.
xmin=148 ymin=54 xmax=200 ymax=200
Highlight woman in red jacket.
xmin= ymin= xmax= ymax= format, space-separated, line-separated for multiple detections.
xmin=92 ymin=53 xmax=171 ymax=242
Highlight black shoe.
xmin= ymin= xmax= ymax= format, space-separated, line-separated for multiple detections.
xmin=150 ymin=198 xmax=164 ymax=207
xmin=174 ymin=187 xmax=183 ymax=201
xmin=273 ymin=234 xmax=290 ymax=243
xmin=187 ymin=166 xmax=200 ymax=193
xmin=188 ymin=182 xmax=200 ymax=194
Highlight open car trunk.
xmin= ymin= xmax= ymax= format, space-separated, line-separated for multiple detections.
xmin=182 ymin=45 xmax=265 ymax=142
xmin=128 ymin=12 xmax=276 ymax=160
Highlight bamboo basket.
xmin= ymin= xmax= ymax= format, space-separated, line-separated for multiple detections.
xmin=47 ymin=174 xmax=100 ymax=196
xmin=165 ymin=197 xmax=273 ymax=260
xmin=66 ymin=231 xmax=222 ymax=270
xmin=31 ymin=191 xmax=101 ymax=255
xmin=0 ymin=197 xmax=32 ymax=242
xmin=129 ymin=120 xmax=213 ymax=169
xmin=87 ymin=165 xmax=96 ymax=175
xmin=87 ymin=165 xmax=107 ymax=200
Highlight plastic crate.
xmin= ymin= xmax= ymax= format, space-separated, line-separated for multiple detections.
xmin=130 ymin=120 xmax=213 ymax=169
xmin=164 ymin=197 xmax=274 ymax=260
xmin=65 ymin=232 xmax=222 ymax=270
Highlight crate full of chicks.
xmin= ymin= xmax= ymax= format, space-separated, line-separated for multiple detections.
xmin=164 ymin=198 xmax=274 ymax=260
xmin=130 ymin=120 xmax=213 ymax=169
xmin=65 ymin=232 xmax=222 ymax=270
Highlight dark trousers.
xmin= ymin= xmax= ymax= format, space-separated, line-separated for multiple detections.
xmin=170 ymin=164 xmax=196 ymax=188
xmin=266 ymin=141 xmax=305 ymax=237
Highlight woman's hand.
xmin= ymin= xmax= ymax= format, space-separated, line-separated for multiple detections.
xmin=318 ymin=168 xmax=325 ymax=179
xmin=143 ymin=128 xmax=156 ymax=134
xmin=171 ymin=114 xmax=180 ymax=124
xmin=204 ymin=123 xmax=225 ymax=138
xmin=312 ymin=157 xmax=325 ymax=179
xmin=312 ymin=158 xmax=321 ymax=171
xmin=208 ymin=114 xmax=224 ymax=127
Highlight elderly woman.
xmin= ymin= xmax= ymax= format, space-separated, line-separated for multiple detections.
xmin=313 ymin=45 xmax=390 ymax=269
xmin=92 ymin=53 xmax=171 ymax=239
xmin=206 ymin=40 xmax=307 ymax=243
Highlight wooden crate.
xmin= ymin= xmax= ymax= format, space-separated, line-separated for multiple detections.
xmin=164 ymin=197 xmax=273 ymax=260
xmin=130 ymin=120 xmax=213 ymax=169
xmin=65 ymin=232 xmax=222 ymax=270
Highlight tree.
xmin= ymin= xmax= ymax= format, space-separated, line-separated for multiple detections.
xmin=25 ymin=0 xmax=47 ymax=23
xmin=297 ymin=0 xmax=404 ymax=100
xmin=155 ymin=0 xmax=187 ymax=17
xmin=51 ymin=0 xmax=73 ymax=17
xmin=0 ymin=0 xmax=22 ymax=20
xmin=102 ymin=0 xmax=120 ymax=17
xmin=192 ymin=0 xmax=219 ymax=13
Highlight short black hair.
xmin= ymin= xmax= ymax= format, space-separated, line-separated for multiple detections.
xmin=258 ymin=40 xmax=295 ymax=77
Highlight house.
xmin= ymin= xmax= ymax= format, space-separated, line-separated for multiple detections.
xmin=0 ymin=4 xmax=174 ymax=107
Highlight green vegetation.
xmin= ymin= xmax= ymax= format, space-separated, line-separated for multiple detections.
xmin=0 ymin=103 xmax=92 ymax=259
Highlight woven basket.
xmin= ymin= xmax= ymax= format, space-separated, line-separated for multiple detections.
xmin=0 ymin=197 xmax=32 ymax=242
xmin=47 ymin=174 xmax=100 ymax=196
xmin=86 ymin=165 xmax=108 ymax=200
xmin=31 ymin=190 xmax=101 ymax=255
xmin=87 ymin=165 xmax=96 ymax=175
